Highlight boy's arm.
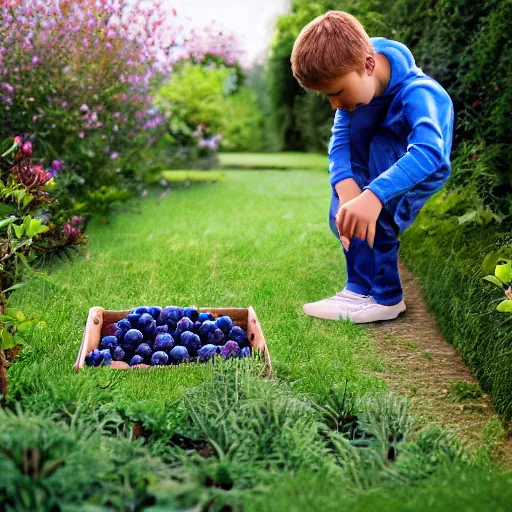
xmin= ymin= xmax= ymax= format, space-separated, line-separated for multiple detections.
xmin=328 ymin=108 xmax=356 ymax=198
xmin=362 ymin=80 xmax=454 ymax=206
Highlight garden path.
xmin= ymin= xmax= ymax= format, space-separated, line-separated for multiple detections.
xmin=363 ymin=257 xmax=512 ymax=468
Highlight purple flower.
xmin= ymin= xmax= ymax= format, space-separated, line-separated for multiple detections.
xmin=79 ymin=104 xmax=89 ymax=112
xmin=110 ymin=151 xmax=119 ymax=159
xmin=31 ymin=56 xmax=40 ymax=65
xmin=78 ymin=131 xmax=85 ymax=139
xmin=51 ymin=159 xmax=62 ymax=172
xmin=71 ymin=216 xmax=84 ymax=226
xmin=1 ymin=82 xmax=14 ymax=95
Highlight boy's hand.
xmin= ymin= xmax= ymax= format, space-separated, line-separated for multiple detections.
xmin=334 ymin=178 xmax=363 ymax=251
xmin=335 ymin=189 xmax=383 ymax=249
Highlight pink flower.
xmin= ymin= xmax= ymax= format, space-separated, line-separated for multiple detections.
xmin=110 ymin=151 xmax=119 ymax=159
xmin=79 ymin=104 xmax=89 ymax=112
xmin=31 ymin=56 xmax=40 ymax=65
xmin=71 ymin=216 xmax=84 ymax=226
xmin=78 ymin=131 xmax=85 ymax=139
xmin=63 ymin=223 xmax=82 ymax=243
xmin=22 ymin=141 xmax=32 ymax=157
xmin=14 ymin=135 xmax=23 ymax=146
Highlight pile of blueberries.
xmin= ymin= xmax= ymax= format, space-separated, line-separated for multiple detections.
xmin=84 ymin=305 xmax=251 ymax=367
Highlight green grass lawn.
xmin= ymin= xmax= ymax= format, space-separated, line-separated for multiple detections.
xmin=4 ymin=162 xmax=510 ymax=510
xmin=9 ymin=170 xmax=383 ymax=414
xmin=218 ymin=151 xmax=327 ymax=170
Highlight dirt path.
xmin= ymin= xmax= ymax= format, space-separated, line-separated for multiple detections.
xmin=362 ymin=257 xmax=512 ymax=469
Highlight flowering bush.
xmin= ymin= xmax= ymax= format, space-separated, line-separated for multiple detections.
xmin=0 ymin=134 xmax=88 ymax=398
xmin=0 ymin=0 xmax=242 ymax=212
xmin=0 ymin=135 xmax=87 ymax=307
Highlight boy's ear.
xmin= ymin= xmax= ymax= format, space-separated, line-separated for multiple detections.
xmin=364 ymin=55 xmax=376 ymax=75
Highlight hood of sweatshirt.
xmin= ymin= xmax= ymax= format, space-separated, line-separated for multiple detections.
xmin=370 ymin=37 xmax=426 ymax=97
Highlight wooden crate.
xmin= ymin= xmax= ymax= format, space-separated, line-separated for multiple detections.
xmin=74 ymin=306 xmax=272 ymax=376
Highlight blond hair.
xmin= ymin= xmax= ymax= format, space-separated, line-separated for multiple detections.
xmin=291 ymin=11 xmax=375 ymax=89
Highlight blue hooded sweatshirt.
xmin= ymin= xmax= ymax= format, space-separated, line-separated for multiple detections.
xmin=328 ymin=37 xmax=455 ymax=230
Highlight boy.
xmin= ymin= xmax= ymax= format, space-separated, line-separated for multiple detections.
xmin=291 ymin=11 xmax=454 ymax=323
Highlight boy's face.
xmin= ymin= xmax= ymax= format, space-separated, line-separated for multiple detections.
xmin=313 ymin=54 xmax=379 ymax=112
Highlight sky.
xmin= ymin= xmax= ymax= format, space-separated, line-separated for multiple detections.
xmin=159 ymin=0 xmax=291 ymax=67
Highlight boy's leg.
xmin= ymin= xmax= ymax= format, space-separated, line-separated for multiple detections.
xmin=366 ymin=131 xmax=406 ymax=306
xmin=329 ymin=177 xmax=374 ymax=297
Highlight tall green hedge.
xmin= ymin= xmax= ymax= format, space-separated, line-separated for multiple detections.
xmin=267 ymin=0 xmax=511 ymax=216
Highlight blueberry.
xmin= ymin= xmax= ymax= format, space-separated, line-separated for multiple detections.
xmin=220 ymin=341 xmax=241 ymax=359
xmin=199 ymin=320 xmax=217 ymax=338
xmin=151 ymin=350 xmax=169 ymax=366
xmin=136 ymin=342 xmax=152 ymax=359
xmin=240 ymin=346 xmax=251 ymax=358
xmin=159 ymin=306 xmax=182 ymax=324
xmin=113 ymin=346 xmax=126 ymax=361
xmin=228 ymin=326 xmax=248 ymax=345
xmin=100 ymin=335 xmax=117 ymax=350
xmin=172 ymin=328 xmax=183 ymax=343
xmin=153 ymin=333 xmax=174 ymax=351
xmin=137 ymin=313 xmax=153 ymax=331
xmin=169 ymin=346 xmax=189 ymax=364
xmin=184 ymin=307 xmax=199 ymax=322
xmin=193 ymin=321 xmax=202 ymax=334
xmin=149 ymin=306 xmax=162 ymax=319
xmin=207 ymin=328 xmax=225 ymax=346
xmin=197 ymin=344 xmax=218 ymax=362
xmin=133 ymin=306 xmax=151 ymax=315
xmin=90 ymin=348 xmax=103 ymax=366
xmin=116 ymin=319 xmax=132 ymax=332
xmin=99 ymin=348 xmax=112 ymax=365
xmin=123 ymin=329 xmax=143 ymax=350
xmin=216 ymin=316 xmax=233 ymax=335
xmin=154 ymin=325 xmax=169 ymax=335
xmin=198 ymin=312 xmax=215 ymax=322
xmin=143 ymin=319 xmax=157 ymax=340
xmin=129 ymin=355 xmax=144 ymax=366
xmin=127 ymin=313 xmax=140 ymax=327
xmin=114 ymin=328 xmax=124 ymax=342
xmin=177 ymin=317 xmax=194 ymax=331
xmin=180 ymin=331 xmax=201 ymax=355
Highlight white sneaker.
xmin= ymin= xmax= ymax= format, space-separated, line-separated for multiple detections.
xmin=347 ymin=296 xmax=407 ymax=323
xmin=302 ymin=288 xmax=370 ymax=321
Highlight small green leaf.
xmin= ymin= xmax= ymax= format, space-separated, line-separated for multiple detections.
xmin=0 ymin=328 xmax=15 ymax=350
xmin=22 ymin=193 xmax=34 ymax=208
xmin=481 ymin=252 xmax=508 ymax=276
xmin=17 ymin=321 xmax=36 ymax=332
xmin=495 ymin=263 xmax=512 ymax=285
xmin=23 ymin=215 xmax=31 ymax=233
xmin=27 ymin=218 xmax=49 ymax=238
xmin=13 ymin=223 xmax=24 ymax=239
xmin=0 ymin=203 xmax=16 ymax=217
xmin=482 ymin=275 xmax=504 ymax=288
xmin=0 ymin=216 xmax=18 ymax=230
xmin=496 ymin=300 xmax=512 ymax=313
xmin=5 ymin=308 xmax=19 ymax=319
xmin=2 ymin=283 xmax=26 ymax=294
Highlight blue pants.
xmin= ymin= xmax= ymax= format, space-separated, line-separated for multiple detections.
xmin=328 ymin=131 xmax=449 ymax=306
